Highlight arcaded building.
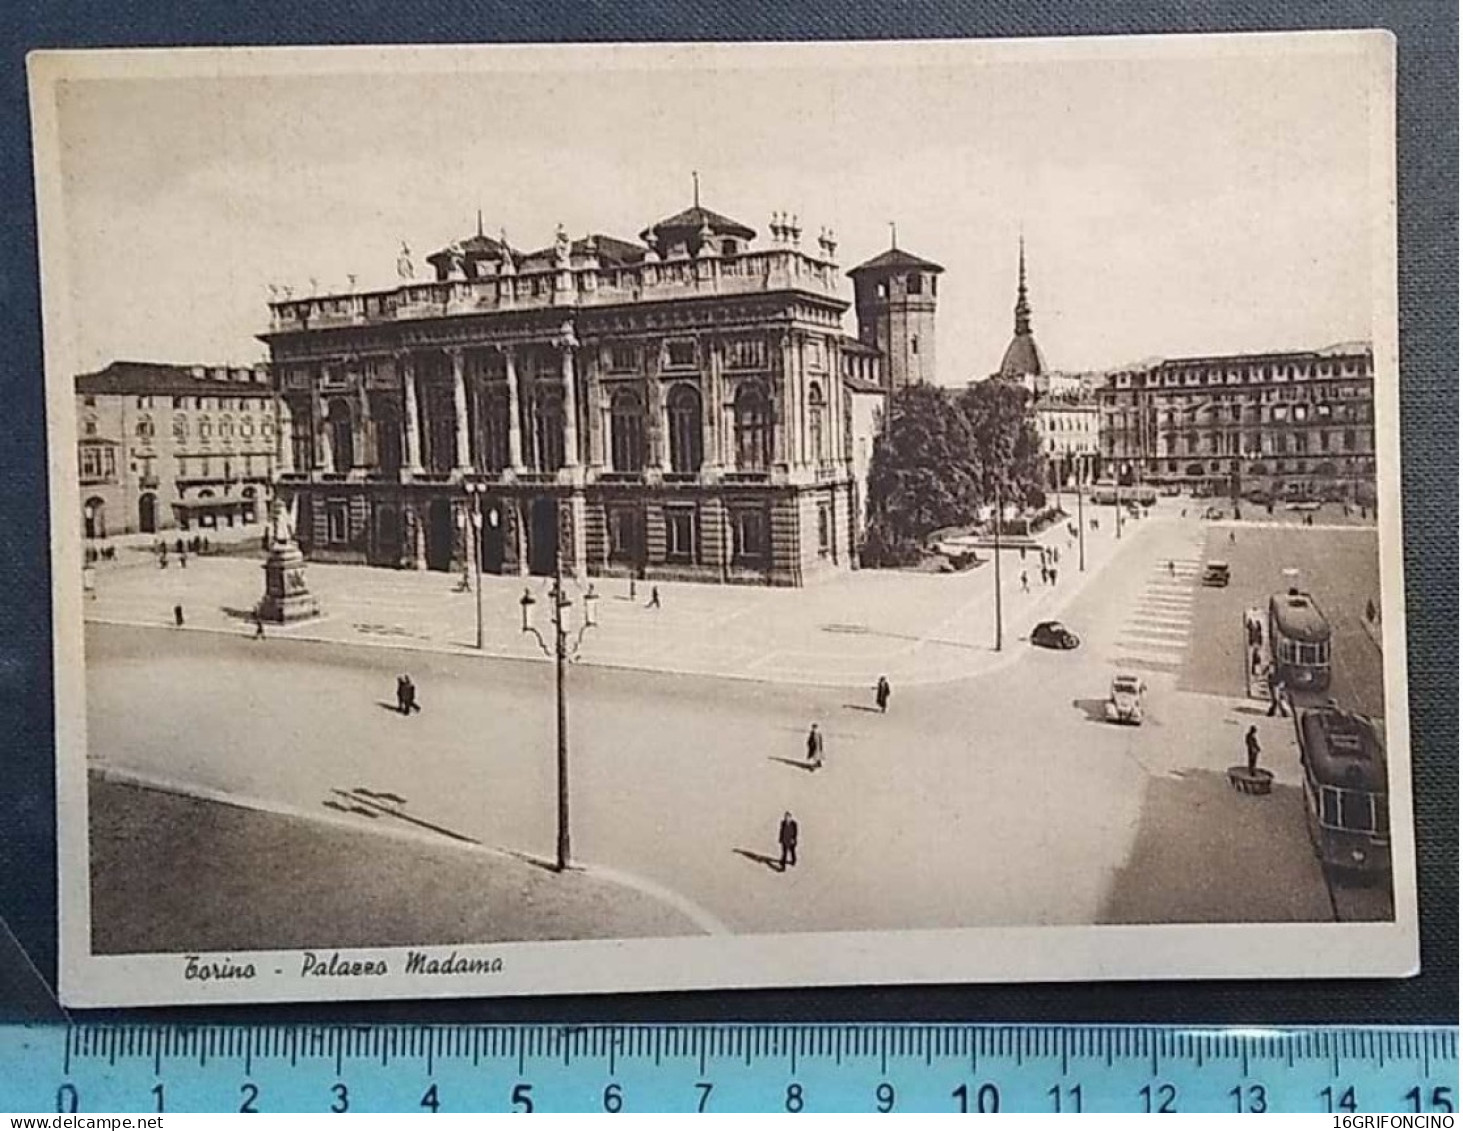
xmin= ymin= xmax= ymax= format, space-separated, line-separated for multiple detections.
xmin=75 ymin=361 xmax=278 ymax=540
xmin=261 ymin=202 xmax=935 ymax=584
xmin=1096 ymin=343 xmax=1377 ymax=499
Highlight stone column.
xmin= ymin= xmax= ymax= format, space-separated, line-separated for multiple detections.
xmin=558 ymin=331 xmax=580 ymax=469
xmin=777 ymin=331 xmax=796 ymax=466
xmin=585 ymin=345 xmax=605 ymax=468
xmin=450 ymin=347 xmax=472 ymax=472
xmin=399 ymin=352 xmax=423 ymax=473
xmin=704 ymin=336 xmax=723 ymax=472
xmin=652 ymin=377 xmax=670 ymax=473
xmin=503 ymin=346 xmax=525 ymax=472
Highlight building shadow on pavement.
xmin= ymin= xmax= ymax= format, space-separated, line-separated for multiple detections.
xmin=767 ymin=756 xmax=818 ymax=773
xmin=733 ymin=848 xmax=784 ymax=873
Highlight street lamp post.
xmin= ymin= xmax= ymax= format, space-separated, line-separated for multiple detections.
xmin=464 ymin=482 xmax=487 ymax=650
xmin=519 ymin=558 xmax=598 ymax=872
xmin=1075 ymin=455 xmax=1087 ymax=573
xmin=992 ymin=478 xmax=1004 ymax=652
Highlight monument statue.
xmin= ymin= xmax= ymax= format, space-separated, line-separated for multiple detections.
xmin=258 ymin=493 xmax=319 ymax=623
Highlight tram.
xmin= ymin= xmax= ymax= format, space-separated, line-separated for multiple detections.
xmin=1267 ymin=589 xmax=1332 ymax=693
xmin=1294 ymin=704 xmax=1390 ymax=881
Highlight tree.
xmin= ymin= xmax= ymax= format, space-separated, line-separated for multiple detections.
xmin=861 ymin=384 xmax=980 ymax=566
xmin=955 ymin=379 xmax=1044 ymax=512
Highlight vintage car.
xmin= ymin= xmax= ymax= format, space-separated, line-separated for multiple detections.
xmin=1202 ymin=505 xmax=1228 ymax=520
xmin=1031 ymin=620 xmax=1081 ymax=650
xmin=1202 ymin=561 xmax=1231 ymax=587
xmin=1104 ymin=674 xmax=1147 ymax=724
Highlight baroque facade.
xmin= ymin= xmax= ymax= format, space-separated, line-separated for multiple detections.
xmin=261 ymin=202 xmax=928 ymax=585
xmin=1095 ymin=343 xmax=1376 ymax=500
xmin=75 ymin=362 xmax=277 ymax=540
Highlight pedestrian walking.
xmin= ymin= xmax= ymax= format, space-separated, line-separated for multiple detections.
xmin=1250 ymin=645 xmax=1262 ymax=675
xmin=1266 ymin=672 xmax=1288 ymax=718
xmin=1050 ymin=566 xmax=1058 ymax=585
xmin=1020 ymin=570 xmax=1029 ymax=594
xmin=159 ymin=548 xmax=169 ymax=569
xmin=1245 ymin=726 xmax=1262 ymax=775
xmin=1365 ymin=597 xmax=1377 ymax=623
xmin=179 ymin=549 xmax=188 ymax=569
xmin=647 ymin=585 xmax=661 ymax=609
xmin=253 ymin=608 xmax=266 ymax=640
xmin=778 ymin=811 xmax=799 ymax=871
xmin=1039 ymin=564 xmax=1049 ymax=587
xmin=174 ymin=538 xmax=185 ymax=557
xmin=805 ymin=723 xmax=823 ymax=768
xmin=173 ymin=603 xmax=184 ymax=628
xmin=1167 ymin=559 xmax=1175 ymax=577
xmin=874 ymin=675 xmax=891 ymax=714
xmin=1228 ymin=530 xmax=1236 ymax=544
xmin=397 ymin=674 xmax=422 ymax=715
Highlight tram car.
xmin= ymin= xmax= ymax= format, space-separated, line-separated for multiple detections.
xmin=1267 ymin=589 xmax=1332 ymax=693
xmin=1294 ymin=704 xmax=1390 ymax=882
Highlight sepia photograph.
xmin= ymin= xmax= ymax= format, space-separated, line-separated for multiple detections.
xmin=32 ymin=34 xmax=1418 ymax=1006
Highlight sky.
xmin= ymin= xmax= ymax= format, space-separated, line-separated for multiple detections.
xmin=46 ymin=36 xmax=1389 ymax=380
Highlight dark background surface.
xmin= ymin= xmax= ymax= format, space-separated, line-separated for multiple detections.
xmin=0 ymin=0 xmax=1455 ymax=1027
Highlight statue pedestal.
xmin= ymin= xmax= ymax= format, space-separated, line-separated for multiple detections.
xmin=259 ymin=541 xmax=320 ymax=623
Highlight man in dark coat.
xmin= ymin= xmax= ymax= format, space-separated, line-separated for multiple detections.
xmin=874 ymin=675 xmax=891 ymax=714
xmin=1245 ymin=726 xmax=1262 ymax=774
xmin=778 ymin=811 xmax=799 ymax=871
xmin=805 ymin=723 xmax=823 ymax=768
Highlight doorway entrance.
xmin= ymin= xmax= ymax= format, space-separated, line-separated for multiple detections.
xmin=529 ymin=497 xmax=559 ymax=576
xmin=425 ymin=498 xmax=455 ymax=571
xmin=138 ymin=493 xmax=157 ymax=534
xmin=480 ymin=500 xmax=507 ymax=574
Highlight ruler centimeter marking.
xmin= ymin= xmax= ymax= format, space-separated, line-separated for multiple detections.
xmin=0 ymin=1025 xmax=1455 ymax=1114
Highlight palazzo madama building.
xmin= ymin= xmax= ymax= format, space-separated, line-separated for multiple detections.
xmin=261 ymin=200 xmax=937 ymax=585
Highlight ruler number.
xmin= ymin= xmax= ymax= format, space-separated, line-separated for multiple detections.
xmin=239 ymin=1082 xmax=260 ymax=1113
xmin=151 ymin=1083 xmax=165 ymax=1113
xmin=875 ymin=1081 xmax=896 ymax=1112
xmin=1229 ymin=1084 xmax=1267 ymax=1113
xmin=695 ymin=1081 xmax=713 ymax=1112
xmin=55 ymin=1083 xmax=79 ymax=1113
xmin=1321 ymin=1085 xmax=1358 ymax=1113
xmin=1048 ymin=1084 xmax=1083 ymax=1112
xmin=330 ymin=1083 xmax=350 ymax=1113
xmin=952 ymin=1083 xmax=1001 ymax=1112
xmin=512 ymin=1082 xmax=534 ymax=1112
xmin=420 ymin=1083 xmax=441 ymax=1112
xmin=1140 ymin=1083 xmax=1178 ymax=1113
xmin=1406 ymin=1086 xmax=1455 ymax=1113
xmin=602 ymin=1083 xmax=623 ymax=1112
xmin=785 ymin=1082 xmax=804 ymax=1112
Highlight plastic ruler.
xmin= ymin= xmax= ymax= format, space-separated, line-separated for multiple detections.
xmin=0 ymin=1024 xmax=1455 ymax=1114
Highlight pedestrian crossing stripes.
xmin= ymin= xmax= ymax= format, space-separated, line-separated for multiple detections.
xmin=1111 ymin=551 xmax=1205 ymax=671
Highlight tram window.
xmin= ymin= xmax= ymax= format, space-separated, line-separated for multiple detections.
xmin=1321 ymin=788 xmax=1342 ymax=827
xmin=1340 ymin=790 xmax=1374 ymax=832
xmin=1318 ymin=641 xmax=1331 ymax=664
xmin=1375 ymin=796 xmax=1389 ymax=836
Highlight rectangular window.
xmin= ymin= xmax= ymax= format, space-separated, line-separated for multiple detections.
xmin=666 ymin=340 xmax=696 ymax=369
xmin=607 ymin=345 xmax=639 ymax=372
xmin=326 ymin=500 xmax=350 ymax=544
xmin=80 ymin=446 xmax=102 ymax=478
xmin=730 ymin=506 xmax=768 ymax=564
xmin=725 ymin=338 xmax=767 ymax=370
xmin=665 ymin=507 xmax=696 ymax=563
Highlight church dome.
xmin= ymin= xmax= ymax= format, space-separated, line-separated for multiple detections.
xmin=996 ymin=238 xmax=1045 ymax=379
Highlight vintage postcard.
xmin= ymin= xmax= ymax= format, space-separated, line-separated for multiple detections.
xmin=31 ymin=34 xmax=1417 ymax=1007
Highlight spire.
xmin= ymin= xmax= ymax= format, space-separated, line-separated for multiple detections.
xmin=476 ymin=208 xmax=484 ymax=239
xmin=1013 ymin=236 xmax=1032 ymax=336
xmin=692 ymin=170 xmax=700 ymax=208
xmin=889 ymin=220 xmax=898 ymax=249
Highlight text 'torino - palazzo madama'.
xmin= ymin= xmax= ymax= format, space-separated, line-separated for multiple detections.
xmin=261 ymin=197 xmax=941 ymax=585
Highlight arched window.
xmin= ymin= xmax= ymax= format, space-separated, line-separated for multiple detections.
xmin=610 ymin=389 xmax=645 ymax=473
xmin=477 ymin=385 xmax=509 ymax=472
xmin=531 ymin=385 xmax=564 ymax=472
xmin=667 ymin=385 xmax=703 ymax=474
xmin=808 ymin=381 xmax=826 ymax=464
xmin=326 ymin=398 xmax=354 ymax=473
xmin=734 ymin=382 xmax=770 ymax=470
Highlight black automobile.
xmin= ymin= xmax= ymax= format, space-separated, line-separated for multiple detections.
xmin=1031 ymin=620 xmax=1081 ymax=650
